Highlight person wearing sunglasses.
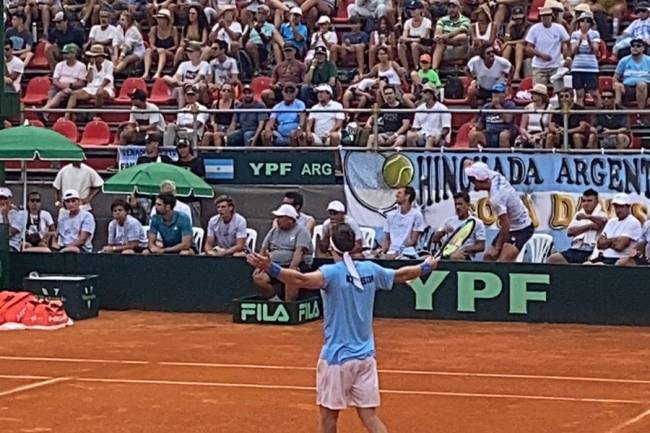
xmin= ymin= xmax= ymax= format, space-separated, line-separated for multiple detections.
xmin=22 ymin=192 xmax=55 ymax=252
xmin=467 ymin=44 xmax=512 ymax=109
xmin=261 ymin=81 xmax=306 ymax=146
xmin=548 ymin=88 xmax=594 ymax=148
xmin=613 ymin=2 xmax=650 ymax=57
xmin=593 ymin=89 xmax=630 ymax=149
xmin=570 ymin=12 xmax=601 ymax=107
xmin=613 ymin=38 xmax=650 ymax=125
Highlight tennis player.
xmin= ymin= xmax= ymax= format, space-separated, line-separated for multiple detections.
xmin=247 ymin=223 xmax=439 ymax=433
xmin=465 ymin=161 xmax=534 ymax=261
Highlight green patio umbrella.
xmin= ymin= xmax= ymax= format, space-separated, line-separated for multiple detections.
xmin=102 ymin=163 xmax=214 ymax=198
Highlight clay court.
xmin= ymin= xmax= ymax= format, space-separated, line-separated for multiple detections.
xmin=0 ymin=311 xmax=649 ymax=433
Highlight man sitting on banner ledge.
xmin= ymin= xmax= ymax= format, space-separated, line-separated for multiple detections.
xmin=144 ymin=192 xmax=194 ymax=255
xmin=204 ymin=195 xmax=248 ymax=257
xmin=590 ymin=193 xmax=642 ymax=266
xmin=548 ymin=189 xmax=608 ymax=265
xmin=374 ymin=186 xmax=426 ymax=260
xmin=253 ymin=204 xmax=313 ymax=301
xmin=431 ymin=191 xmax=485 ymax=261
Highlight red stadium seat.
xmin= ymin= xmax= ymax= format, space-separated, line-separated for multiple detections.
xmin=53 ymin=118 xmax=79 ymax=142
xmin=148 ymin=78 xmax=173 ymax=104
xmin=453 ymin=123 xmax=473 ymax=148
xmin=29 ymin=41 xmax=49 ymax=69
xmin=21 ymin=76 xmax=51 ymax=105
xmin=79 ymin=117 xmax=111 ymax=146
xmin=114 ymin=77 xmax=148 ymax=105
xmin=251 ymin=76 xmax=272 ymax=101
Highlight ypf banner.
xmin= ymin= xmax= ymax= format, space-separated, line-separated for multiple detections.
xmin=342 ymin=150 xmax=650 ymax=247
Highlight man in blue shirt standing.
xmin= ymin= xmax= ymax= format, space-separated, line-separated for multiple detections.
xmin=261 ymin=81 xmax=306 ymax=145
xmin=613 ymin=38 xmax=650 ymax=125
xmin=247 ymin=224 xmax=439 ymax=433
xmin=145 ymin=192 xmax=194 ymax=255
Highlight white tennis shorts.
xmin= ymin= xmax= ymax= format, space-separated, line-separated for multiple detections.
xmin=316 ymin=357 xmax=380 ymax=410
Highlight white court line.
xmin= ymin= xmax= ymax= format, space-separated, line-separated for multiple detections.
xmin=2 ymin=355 xmax=650 ymax=386
xmin=0 ymin=377 xmax=70 ymax=398
xmin=0 ymin=374 xmax=53 ymax=380
xmin=605 ymin=407 xmax=650 ymax=433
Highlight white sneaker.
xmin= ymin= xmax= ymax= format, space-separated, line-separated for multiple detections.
xmin=550 ymin=67 xmax=569 ymax=83
xmin=268 ymin=295 xmax=282 ymax=302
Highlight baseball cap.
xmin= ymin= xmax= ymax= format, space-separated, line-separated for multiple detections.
xmin=327 ymin=200 xmax=346 ymax=213
xmin=539 ymin=7 xmax=553 ymax=15
xmin=145 ymin=131 xmax=163 ymax=143
xmin=186 ymin=41 xmax=202 ymax=52
xmin=315 ymin=83 xmax=333 ymax=95
xmin=176 ymin=138 xmax=190 ymax=147
xmin=511 ymin=6 xmax=525 ymax=18
xmin=419 ymin=53 xmax=432 ymax=63
xmin=612 ymin=193 xmax=632 ymax=206
xmin=491 ymin=82 xmax=507 ymax=93
xmin=242 ymin=84 xmax=253 ymax=93
xmin=0 ymin=187 xmax=12 ymax=198
xmin=531 ymin=83 xmax=548 ymax=96
xmin=465 ymin=162 xmax=491 ymax=182
xmin=636 ymin=2 xmax=650 ymax=12
xmin=317 ymin=15 xmax=330 ymax=24
xmin=314 ymin=46 xmax=327 ymax=56
xmin=257 ymin=4 xmax=271 ymax=13
xmin=184 ymin=84 xmax=198 ymax=94
xmin=63 ymin=189 xmax=80 ymax=200
xmin=61 ymin=43 xmax=78 ymax=54
xmin=272 ymin=204 xmax=299 ymax=219
xmin=422 ymin=83 xmax=438 ymax=94
xmin=448 ymin=0 xmax=461 ymax=6
xmin=283 ymin=42 xmax=298 ymax=52
xmin=52 ymin=11 xmax=66 ymax=22
xmin=290 ymin=6 xmax=303 ymax=15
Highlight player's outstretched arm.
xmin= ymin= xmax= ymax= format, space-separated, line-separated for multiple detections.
xmin=393 ymin=256 xmax=439 ymax=284
xmin=247 ymin=252 xmax=325 ymax=290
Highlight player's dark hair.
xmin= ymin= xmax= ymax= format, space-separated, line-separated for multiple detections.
xmin=331 ymin=223 xmax=355 ymax=253
xmin=453 ymin=191 xmax=470 ymax=203
xmin=583 ymin=189 xmax=598 ymax=198
xmin=403 ymin=186 xmax=416 ymax=204
xmin=158 ymin=192 xmax=176 ymax=209
xmin=110 ymin=199 xmax=130 ymax=212
xmin=284 ymin=191 xmax=304 ymax=210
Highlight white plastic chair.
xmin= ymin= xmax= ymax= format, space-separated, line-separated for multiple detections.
xmin=312 ymin=224 xmax=324 ymax=251
xmin=246 ymin=228 xmax=258 ymax=252
xmin=192 ymin=227 xmax=205 ymax=252
xmin=360 ymin=227 xmax=376 ymax=250
xmin=516 ymin=233 xmax=554 ymax=263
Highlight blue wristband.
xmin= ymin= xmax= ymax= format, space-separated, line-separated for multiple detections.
xmin=420 ymin=262 xmax=433 ymax=276
xmin=268 ymin=262 xmax=282 ymax=278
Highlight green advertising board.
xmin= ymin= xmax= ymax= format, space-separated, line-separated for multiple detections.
xmin=203 ymin=151 xmax=337 ymax=184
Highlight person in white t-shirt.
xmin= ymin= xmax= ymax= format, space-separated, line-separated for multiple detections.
xmin=21 ymin=191 xmax=56 ymax=252
xmin=306 ymin=84 xmax=344 ymax=146
xmin=53 ymin=162 xmax=104 ymax=212
xmin=524 ymin=7 xmax=570 ymax=91
xmin=305 ymin=16 xmax=338 ymax=64
xmin=316 ymin=200 xmax=364 ymax=257
xmin=431 ymin=191 xmax=486 ymax=260
xmin=118 ymin=88 xmax=166 ymax=145
xmin=208 ymin=40 xmax=239 ymax=91
xmin=164 ymin=85 xmax=209 ymax=145
xmin=204 ymin=195 xmax=248 ymax=256
xmin=163 ymin=41 xmax=210 ymax=108
xmin=591 ymin=193 xmax=643 ymax=265
xmin=40 ymin=43 xmax=86 ymax=123
xmin=467 ymin=46 xmax=512 ymax=108
xmin=465 ymin=161 xmax=533 ymax=262
xmin=406 ymin=84 xmax=451 ymax=147
xmin=398 ymin=3 xmax=432 ymax=70
xmin=208 ymin=5 xmax=242 ymax=57
xmin=66 ymin=44 xmax=115 ymax=119
xmin=114 ymin=11 xmax=146 ymax=74
xmin=375 ymin=186 xmax=426 ymax=259
xmin=88 ymin=10 xmax=121 ymax=59
xmin=4 ymin=41 xmax=24 ymax=93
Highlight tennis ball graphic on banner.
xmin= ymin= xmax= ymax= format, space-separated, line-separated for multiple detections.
xmin=382 ymin=154 xmax=414 ymax=188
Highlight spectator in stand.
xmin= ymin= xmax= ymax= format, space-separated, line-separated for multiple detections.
xmin=148 ymin=180 xmax=193 ymax=225
xmin=518 ymin=83 xmax=552 ymax=148
xmin=305 ymin=15 xmax=337 ymax=66
xmin=114 ymin=11 xmax=145 ymax=74
xmin=406 ymin=84 xmax=451 ymax=148
xmin=342 ymin=78 xmax=380 ymax=115
xmin=118 ymin=89 xmax=166 ymax=145
xmin=613 ymin=38 xmax=650 ymax=126
xmin=136 ymin=132 xmax=173 ymax=164
xmin=164 ymin=41 xmax=210 ymax=109
xmin=593 ymin=88 xmax=630 ymax=149
xmin=374 ymin=186 xmax=425 ymax=259
xmin=570 ymin=11 xmax=601 ymax=107
xmin=431 ymin=0 xmax=470 ymax=70
xmin=262 ymin=82 xmax=306 ymax=146
xmin=6 ymin=12 xmax=33 ymax=66
xmin=591 ymin=193 xmax=642 ymax=266
xmin=347 ymin=0 xmax=393 ymax=25
xmin=208 ymin=5 xmax=242 ymax=57
xmin=4 ymin=41 xmax=24 ymax=94
xmin=65 ymin=44 xmax=114 ymax=119
xmin=51 ymin=189 xmax=96 ymax=253
xmin=142 ymin=9 xmax=179 ymax=80
xmin=301 ymin=46 xmax=337 ymax=107
xmin=203 ymin=82 xmax=236 ymax=147
xmin=613 ymin=2 xmax=650 ymax=57
xmin=306 ymin=84 xmax=344 ymax=146
xmin=174 ymin=138 xmax=205 ymax=177
xmin=410 ymin=54 xmax=442 ymax=96
xmin=281 ymin=191 xmax=316 ymax=233
xmin=397 ymin=1 xmax=432 ymax=69
xmin=368 ymin=17 xmax=396 ymax=70
xmin=501 ymin=6 xmax=530 ymax=81
xmin=144 ymin=192 xmax=194 ymax=255
xmin=279 ymin=7 xmax=309 ymax=57
xmin=431 ymin=191 xmax=486 ymax=261
xmin=316 ymin=200 xmax=364 ymax=258
xmin=525 ymin=7 xmax=570 ymax=92
xmin=548 ymin=189 xmax=607 ymax=264
xmin=332 ymin=16 xmax=369 ymax=75
xmin=366 ymin=84 xmax=411 ymax=148
xmin=53 ymin=161 xmax=104 ymax=212
xmin=40 ymin=43 xmax=86 ymax=124
xmin=242 ymin=5 xmax=279 ymax=72
xmin=469 ymin=4 xmax=495 ymax=56
xmin=208 ymin=40 xmax=240 ymax=93
xmin=493 ymin=0 xmax=523 ymax=32
xmin=45 ymin=11 xmax=86 ymax=69
xmin=34 ymin=0 xmax=58 ymax=38
xmin=165 ymin=84 xmax=210 ymax=146
xmin=63 ymin=0 xmax=95 ymax=28
xmin=102 ymin=199 xmax=148 ymax=254
xmin=548 ymin=88 xmax=594 ymax=148
xmin=470 ymin=83 xmax=517 ymax=148
xmin=467 ymin=45 xmax=512 ymax=109
xmin=226 ymin=84 xmax=267 ymax=146
xmin=0 ymin=188 xmax=24 ymax=252
xmin=174 ymin=4 xmax=210 ymax=66
xmin=204 ymin=195 xmax=248 ymax=256
xmin=261 ymin=43 xmax=305 ymax=107
xmin=358 ymin=46 xmax=411 ymax=106
xmin=21 ymin=191 xmax=55 ymax=252
xmin=300 ymin=0 xmax=335 ymax=30
xmin=87 ymin=10 xmax=121 ymax=60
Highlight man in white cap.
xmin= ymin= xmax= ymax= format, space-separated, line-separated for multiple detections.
xmin=317 ymin=200 xmax=363 ymax=257
xmin=53 ymin=189 xmax=96 ymax=253
xmin=0 ymin=187 xmax=25 ymax=252
xmin=253 ymin=203 xmax=313 ymax=301
xmin=306 ymin=84 xmax=344 ymax=146
xmin=279 ymin=7 xmax=308 ymax=56
xmin=208 ymin=5 xmax=242 ymax=57
xmin=53 ymin=161 xmax=104 ymax=212
xmin=591 ymin=193 xmax=642 ymax=265
xmin=247 ymin=224 xmax=439 ymax=433
xmin=465 ymin=161 xmax=533 ymax=262
xmin=45 ymin=12 xmax=86 ymax=69
xmin=525 ymin=6 xmax=570 ymax=92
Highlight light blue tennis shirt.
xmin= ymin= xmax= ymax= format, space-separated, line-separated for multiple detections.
xmin=319 ymin=261 xmax=396 ymax=365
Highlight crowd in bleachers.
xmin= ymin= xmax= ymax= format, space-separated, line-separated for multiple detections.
xmin=3 ymin=0 xmax=650 ymax=150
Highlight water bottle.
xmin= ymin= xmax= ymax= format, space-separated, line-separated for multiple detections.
xmin=32 ymin=21 xmax=37 ymax=41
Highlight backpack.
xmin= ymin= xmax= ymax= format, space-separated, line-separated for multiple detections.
xmin=444 ymin=76 xmax=464 ymax=100
xmin=237 ymin=51 xmax=255 ymax=82
xmin=0 ymin=291 xmax=72 ymax=330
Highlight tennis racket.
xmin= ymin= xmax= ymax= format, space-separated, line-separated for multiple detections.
xmin=434 ymin=218 xmax=476 ymax=259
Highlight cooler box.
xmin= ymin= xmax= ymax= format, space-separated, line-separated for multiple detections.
xmin=233 ymin=295 xmax=321 ymax=325
xmin=22 ymin=274 xmax=99 ymax=320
